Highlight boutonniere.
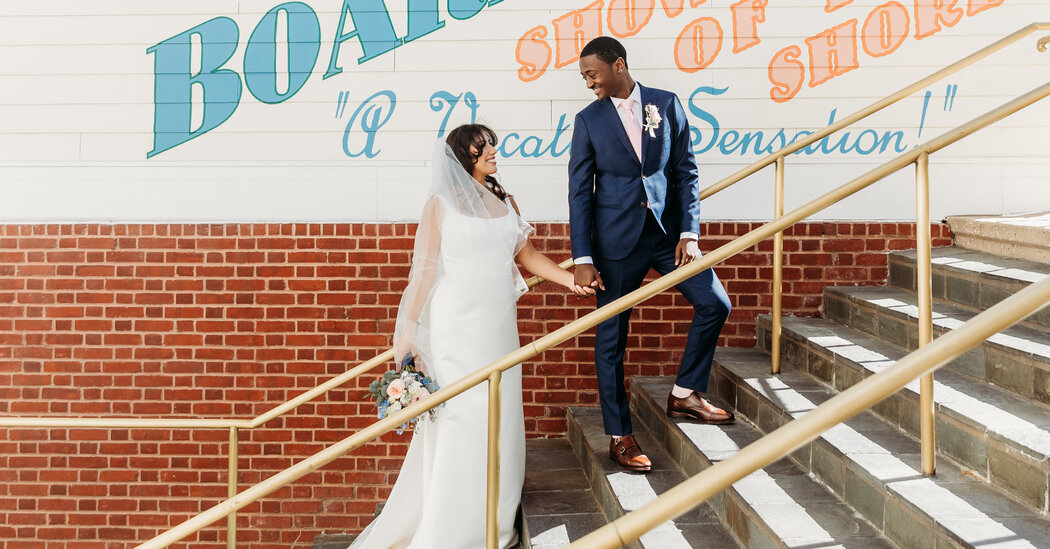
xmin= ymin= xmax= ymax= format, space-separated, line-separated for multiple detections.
xmin=642 ymin=103 xmax=662 ymax=137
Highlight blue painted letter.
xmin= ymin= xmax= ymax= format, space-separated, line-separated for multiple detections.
xmin=405 ymin=0 xmax=445 ymax=42
xmin=147 ymin=17 xmax=241 ymax=158
xmin=244 ymin=2 xmax=321 ymax=104
xmin=343 ymin=90 xmax=397 ymax=158
xmin=324 ymin=0 xmax=402 ymax=79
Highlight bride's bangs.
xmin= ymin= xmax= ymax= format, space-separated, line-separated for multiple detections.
xmin=470 ymin=127 xmax=498 ymax=159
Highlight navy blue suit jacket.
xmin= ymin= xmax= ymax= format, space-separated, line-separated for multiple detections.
xmin=568 ymin=83 xmax=700 ymax=262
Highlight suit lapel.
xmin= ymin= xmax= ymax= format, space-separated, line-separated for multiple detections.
xmin=596 ymin=99 xmax=641 ymax=168
xmin=638 ymin=83 xmax=652 ymax=168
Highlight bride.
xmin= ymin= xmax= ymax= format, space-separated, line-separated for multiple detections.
xmin=349 ymin=124 xmax=594 ymax=549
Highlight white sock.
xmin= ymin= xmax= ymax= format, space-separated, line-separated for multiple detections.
xmin=671 ymin=385 xmax=694 ymax=398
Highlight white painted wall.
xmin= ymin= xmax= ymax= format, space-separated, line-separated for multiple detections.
xmin=1 ymin=0 xmax=1047 ymax=222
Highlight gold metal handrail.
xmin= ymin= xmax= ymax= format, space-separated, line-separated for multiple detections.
xmin=1 ymin=261 xmax=573 ymax=549
xmin=694 ymin=22 xmax=1050 ymax=377
xmin=142 ymin=77 xmax=1050 ymax=548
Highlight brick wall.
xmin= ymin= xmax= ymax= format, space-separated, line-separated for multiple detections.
xmin=0 ymin=221 xmax=952 ymax=547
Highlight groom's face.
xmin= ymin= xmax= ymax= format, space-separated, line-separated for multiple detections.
xmin=579 ymin=55 xmax=626 ymax=101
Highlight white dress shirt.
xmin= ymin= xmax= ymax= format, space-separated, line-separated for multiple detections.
xmin=575 ymin=84 xmax=699 ymax=266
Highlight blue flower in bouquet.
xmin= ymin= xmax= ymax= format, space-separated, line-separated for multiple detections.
xmin=364 ymin=359 xmax=442 ymax=434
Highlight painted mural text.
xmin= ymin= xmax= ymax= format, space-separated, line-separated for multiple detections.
xmin=147 ymin=0 xmax=503 ymax=157
xmin=515 ymin=0 xmax=1003 ymax=104
xmin=339 ymin=85 xmax=943 ymax=159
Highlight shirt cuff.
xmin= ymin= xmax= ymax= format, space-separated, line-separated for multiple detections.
xmin=574 ymin=256 xmax=594 ymax=265
xmin=679 ymin=232 xmax=699 ymax=241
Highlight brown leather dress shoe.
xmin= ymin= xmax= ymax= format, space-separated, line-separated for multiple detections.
xmin=609 ymin=433 xmax=652 ymax=472
xmin=667 ymin=391 xmax=735 ymax=424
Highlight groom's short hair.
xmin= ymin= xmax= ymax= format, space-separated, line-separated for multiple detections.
xmin=581 ymin=36 xmax=628 ymax=70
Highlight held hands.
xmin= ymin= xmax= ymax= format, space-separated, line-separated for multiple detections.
xmin=675 ymin=238 xmax=701 ymax=267
xmin=571 ymin=264 xmax=605 ymax=298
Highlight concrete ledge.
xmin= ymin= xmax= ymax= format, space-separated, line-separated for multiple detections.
xmin=948 ymin=213 xmax=1050 ymax=263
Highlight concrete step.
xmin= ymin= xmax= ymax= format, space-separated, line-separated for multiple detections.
xmin=630 ymin=377 xmax=897 ymax=549
xmin=947 ymin=213 xmax=1050 ymax=264
xmin=711 ymin=347 xmax=1050 ymax=549
xmin=821 ymin=284 xmax=1050 ymax=407
xmin=888 ymin=247 xmax=1050 ymax=331
xmin=520 ymin=438 xmax=606 ymax=549
xmin=565 ymin=406 xmax=740 ymax=549
xmin=759 ymin=314 xmax=1050 ymax=514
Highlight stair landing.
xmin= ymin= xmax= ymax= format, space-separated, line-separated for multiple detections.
xmin=947 ymin=212 xmax=1050 ymax=263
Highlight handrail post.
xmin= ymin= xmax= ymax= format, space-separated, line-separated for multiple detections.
xmin=486 ymin=371 xmax=503 ymax=549
xmin=227 ymin=427 xmax=239 ymax=548
xmin=916 ymin=152 xmax=935 ymax=475
xmin=771 ymin=156 xmax=786 ymax=374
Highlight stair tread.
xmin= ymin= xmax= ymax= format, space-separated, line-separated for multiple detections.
xmin=567 ymin=406 xmax=739 ymax=549
xmin=711 ymin=352 xmax=1050 ymax=548
xmin=765 ymin=314 xmax=1050 ymax=461
xmin=894 ymin=247 xmax=1050 ymax=284
xmin=521 ymin=438 xmax=604 ymax=548
xmin=631 ymin=376 xmax=896 ymax=548
xmin=827 ymin=284 xmax=1050 ymax=360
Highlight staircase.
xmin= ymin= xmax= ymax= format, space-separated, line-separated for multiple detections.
xmin=521 ymin=218 xmax=1050 ymax=548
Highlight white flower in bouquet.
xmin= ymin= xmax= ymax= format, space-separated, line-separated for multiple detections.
xmin=388 ymin=400 xmax=403 ymax=413
xmin=412 ymin=386 xmax=430 ymax=404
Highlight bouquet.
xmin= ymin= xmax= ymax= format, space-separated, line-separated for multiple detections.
xmin=365 ymin=356 xmax=441 ymax=434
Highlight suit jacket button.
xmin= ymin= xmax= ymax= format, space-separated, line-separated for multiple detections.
xmin=640 ymin=201 xmax=646 ymax=207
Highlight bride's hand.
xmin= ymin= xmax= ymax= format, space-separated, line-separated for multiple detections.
xmin=564 ymin=270 xmax=596 ymax=297
xmin=393 ymin=338 xmax=413 ymax=372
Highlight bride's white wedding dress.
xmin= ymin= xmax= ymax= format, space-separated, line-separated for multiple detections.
xmin=350 ymin=143 xmax=531 ymax=549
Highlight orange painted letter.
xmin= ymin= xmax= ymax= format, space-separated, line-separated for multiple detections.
xmin=660 ymin=0 xmax=705 ymax=17
xmin=661 ymin=0 xmax=684 ymax=17
xmin=608 ymin=0 xmax=655 ymax=38
xmin=768 ymin=45 xmax=804 ymax=103
xmin=913 ymin=0 xmax=962 ymax=40
xmin=674 ymin=17 xmax=724 ymax=73
xmin=553 ymin=0 xmax=605 ymax=69
xmin=826 ymin=0 xmax=853 ymax=12
xmin=966 ymin=0 xmax=1002 ymax=16
xmin=861 ymin=1 xmax=909 ymax=58
xmin=517 ymin=25 xmax=552 ymax=82
xmin=805 ymin=19 xmax=859 ymax=87
xmin=730 ymin=0 xmax=767 ymax=54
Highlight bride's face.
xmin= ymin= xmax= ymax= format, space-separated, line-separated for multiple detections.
xmin=470 ymin=136 xmax=498 ymax=182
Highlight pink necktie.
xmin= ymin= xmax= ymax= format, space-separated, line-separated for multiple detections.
xmin=621 ymin=98 xmax=642 ymax=160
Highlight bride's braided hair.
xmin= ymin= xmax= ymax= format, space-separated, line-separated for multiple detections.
xmin=446 ymin=124 xmax=510 ymax=201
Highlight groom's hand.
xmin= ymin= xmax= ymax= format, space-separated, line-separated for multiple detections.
xmin=675 ymin=238 xmax=701 ymax=267
xmin=574 ymin=264 xmax=605 ymax=292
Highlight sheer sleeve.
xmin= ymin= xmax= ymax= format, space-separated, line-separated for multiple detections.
xmin=392 ymin=196 xmax=445 ymax=373
xmin=507 ymin=197 xmax=535 ymax=298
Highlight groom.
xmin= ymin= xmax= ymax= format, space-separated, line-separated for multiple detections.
xmin=568 ymin=37 xmax=734 ymax=472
